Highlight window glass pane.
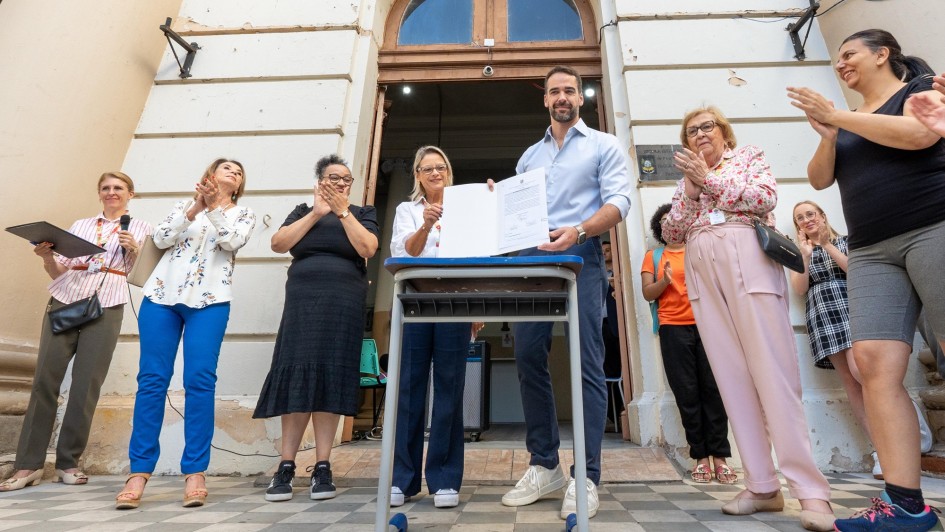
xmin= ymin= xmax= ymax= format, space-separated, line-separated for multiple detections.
xmin=399 ymin=0 xmax=473 ymax=45
xmin=508 ymin=0 xmax=582 ymax=42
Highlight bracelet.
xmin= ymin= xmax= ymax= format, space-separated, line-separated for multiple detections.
xmin=419 ymin=225 xmax=430 ymax=233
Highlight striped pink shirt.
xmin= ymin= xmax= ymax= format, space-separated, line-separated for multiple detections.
xmin=48 ymin=214 xmax=153 ymax=307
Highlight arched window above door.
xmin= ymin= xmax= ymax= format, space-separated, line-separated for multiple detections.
xmin=381 ymin=0 xmax=599 ymax=82
xmin=398 ymin=0 xmax=474 ymax=46
xmin=507 ymin=0 xmax=582 ymax=42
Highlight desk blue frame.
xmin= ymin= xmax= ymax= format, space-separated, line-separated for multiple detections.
xmin=376 ymin=256 xmax=591 ymax=532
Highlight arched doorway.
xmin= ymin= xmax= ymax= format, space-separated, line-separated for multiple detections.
xmin=364 ymin=0 xmax=632 ymax=438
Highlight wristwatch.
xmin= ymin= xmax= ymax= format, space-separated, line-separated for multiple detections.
xmin=575 ymin=224 xmax=587 ymax=245
xmin=337 ymin=209 xmax=350 ymax=219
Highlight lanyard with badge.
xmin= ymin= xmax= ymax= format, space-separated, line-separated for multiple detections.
xmin=87 ymin=218 xmax=119 ymax=273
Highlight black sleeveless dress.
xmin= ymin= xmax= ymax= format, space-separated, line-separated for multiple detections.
xmin=254 ymin=203 xmax=379 ymax=417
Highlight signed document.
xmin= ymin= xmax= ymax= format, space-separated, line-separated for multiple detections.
xmin=438 ymin=168 xmax=550 ymax=257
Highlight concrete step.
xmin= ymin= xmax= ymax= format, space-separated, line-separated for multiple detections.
xmin=922 ymin=444 xmax=945 ymax=476
xmin=0 ymin=453 xmax=57 ymax=483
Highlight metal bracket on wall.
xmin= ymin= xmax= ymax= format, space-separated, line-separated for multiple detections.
xmin=159 ymin=17 xmax=200 ymax=79
xmin=786 ymin=0 xmax=820 ymax=61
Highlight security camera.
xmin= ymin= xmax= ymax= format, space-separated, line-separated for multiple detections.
xmin=482 ymin=65 xmax=495 ymax=77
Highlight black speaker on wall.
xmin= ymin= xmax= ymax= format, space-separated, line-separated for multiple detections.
xmin=426 ymin=340 xmax=490 ymax=441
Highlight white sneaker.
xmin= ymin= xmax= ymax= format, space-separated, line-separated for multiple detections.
xmin=390 ymin=486 xmax=410 ymax=507
xmin=501 ymin=464 xmax=567 ymax=507
xmin=433 ymin=488 xmax=459 ymax=508
xmin=559 ymin=478 xmax=599 ymax=520
xmin=871 ymin=451 xmax=884 ymax=480
xmin=914 ymin=399 xmax=934 ymax=453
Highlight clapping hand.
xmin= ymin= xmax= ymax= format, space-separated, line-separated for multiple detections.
xmin=673 ymin=148 xmax=709 ymax=199
xmin=909 ymin=91 xmax=945 ymax=138
xmin=318 ymin=181 xmax=349 ymax=216
xmin=797 ymin=231 xmax=814 ymax=259
xmin=312 ymin=183 xmax=332 ymax=217
xmin=787 ymin=86 xmax=839 ymax=127
xmin=195 ymin=176 xmax=224 ymax=211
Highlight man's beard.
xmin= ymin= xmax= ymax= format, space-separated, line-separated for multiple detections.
xmin=551 ymin=105 xmax=576 ymax=123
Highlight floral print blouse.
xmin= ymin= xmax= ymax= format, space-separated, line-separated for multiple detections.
xmin=143 ymin=200 xmax=256 ymax=309
xmin=661 ymin=145 xmax=777 ymax=244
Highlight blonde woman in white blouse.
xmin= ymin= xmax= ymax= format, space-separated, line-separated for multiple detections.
xmin=116 ymin=159 xmax=256 ymax=510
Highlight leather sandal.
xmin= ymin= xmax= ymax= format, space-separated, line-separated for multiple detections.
xmin=56 ymin=469 xmax=89 ymax=485
xmin=0 ymin=469 xmax=43 ymax=492
xmin=183 ymin=472 xmax=208 ymax=508
xmin=115 ymin=473 xmax=150 ymax=510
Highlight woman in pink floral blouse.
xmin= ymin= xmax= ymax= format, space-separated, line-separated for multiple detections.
xmin=662 ymin=107 xmax=833 ymax=532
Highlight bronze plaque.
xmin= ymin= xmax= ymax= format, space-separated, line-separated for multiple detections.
xmin=635 ymin=144 xmax=684 ymax=182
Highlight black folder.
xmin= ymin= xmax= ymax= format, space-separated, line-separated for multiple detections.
xmin=6 ymin=221 xmax=106 ymax=259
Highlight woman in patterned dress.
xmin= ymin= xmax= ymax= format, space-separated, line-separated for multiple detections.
xmin=116 ymin=159 xmax=256 ymax=510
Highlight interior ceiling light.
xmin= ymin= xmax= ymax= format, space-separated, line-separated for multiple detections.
xmin=402 ymin=85 xmax=412 ymax=95
xmin=584 ymin=88 xmax=595 ymax=98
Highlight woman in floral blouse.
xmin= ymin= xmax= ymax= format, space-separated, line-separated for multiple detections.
xmin=116 ymin=158 xmax=256 ymax=510
xmin=663 ymin=107 xmax=833 ymax=532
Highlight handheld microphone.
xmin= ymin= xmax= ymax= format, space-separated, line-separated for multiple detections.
xmin=119 ymin=214 xmax=131 ymax=256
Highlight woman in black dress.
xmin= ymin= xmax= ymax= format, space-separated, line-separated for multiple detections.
xmin=254 ymin=154 xmax=379 ymax=502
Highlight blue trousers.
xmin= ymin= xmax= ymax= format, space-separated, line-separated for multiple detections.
xmin=393 ymin=322 xmax=469 ymax=496
xmin=129 ymin=298 xmax=230 ymax=474
xmin=513 ymin=238 xmax=607 ymax=485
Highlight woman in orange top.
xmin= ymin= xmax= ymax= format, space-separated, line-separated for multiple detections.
xmin=641 ymin=203 xmax=733 ymax=484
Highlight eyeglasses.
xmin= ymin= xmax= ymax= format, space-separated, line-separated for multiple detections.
xmin=794 ymin=211 xmax=819 ymax=223
xmin=418 ymin=164 xmax=448 ymax=175
xmin=322 ymin=173 xmax=354 ymax=185
xmin=685 ymin=120 xmax=717 ymax=138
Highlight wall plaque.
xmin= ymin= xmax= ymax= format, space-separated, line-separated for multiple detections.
xmin=635 ymin=144 xmax=684 ymax=182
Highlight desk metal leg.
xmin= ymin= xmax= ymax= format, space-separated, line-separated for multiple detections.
xmin=567 ymin=278 xmax=589 ymax=532
xmin=375 ymin=281 xmax=405 ymax=532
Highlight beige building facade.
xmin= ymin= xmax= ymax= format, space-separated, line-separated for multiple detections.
xmin=1 ymin=0 xmax=942 ymax=475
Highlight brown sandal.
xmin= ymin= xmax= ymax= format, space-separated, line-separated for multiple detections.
xmin=714 ymin=463 xmax=738 ymax=484
xmin=115 ymin=473 xmax=150 ymax=510
xmin=183 ymin=472 xmax=208 ymax=508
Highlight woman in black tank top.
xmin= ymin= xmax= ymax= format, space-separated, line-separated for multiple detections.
xmin=788 ymin=29 xmax=945 ymax=531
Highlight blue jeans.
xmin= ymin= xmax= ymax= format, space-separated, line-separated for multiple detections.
xmin=513 ymin=238 xmax=606 ymax=485
xmin=129 ymin=298 xmax=230 ymax=474
xmin=393 ymin=322 xmax=469 ymax=496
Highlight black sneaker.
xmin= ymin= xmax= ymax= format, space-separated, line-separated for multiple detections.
xmin=309 ymin=461 xmax=336 ymax=500
xmin=264 ymin=460 xmax=296 ymax=502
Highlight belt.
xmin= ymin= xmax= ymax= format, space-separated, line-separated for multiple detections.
xmin=72 ymin=265 xmax=127 ymax=276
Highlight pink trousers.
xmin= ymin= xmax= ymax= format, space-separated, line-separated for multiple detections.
xmin=685 ymin=224 xmax=829 ymax=501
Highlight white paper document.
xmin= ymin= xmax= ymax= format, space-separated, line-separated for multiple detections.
xmin=437 ymin=168 xmax=550 ymax=258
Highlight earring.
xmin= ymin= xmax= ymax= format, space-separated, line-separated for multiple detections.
xmin=231 ymin=192 xmax=237 ymax=202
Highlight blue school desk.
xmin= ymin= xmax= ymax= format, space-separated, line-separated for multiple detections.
xmin=376 ymin=256 xmax=591 ymax=532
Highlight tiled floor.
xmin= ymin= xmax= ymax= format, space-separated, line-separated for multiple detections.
xmin=2 ymin=472 xmax=945 ymax=531
xmin=264 ymin=447 xmax=680 ymax=485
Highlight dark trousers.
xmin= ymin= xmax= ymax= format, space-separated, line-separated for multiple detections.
xmin=658 ymin=324 xmax=730 ymax=459
xmin=15 ymin=298 xmax=123 ymax=470
xmin=393 ymin=322 xmax=469 ymax=496
xmin=513 ymin=238 xmax=607 ymax=485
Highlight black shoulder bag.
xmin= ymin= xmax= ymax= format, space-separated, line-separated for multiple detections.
xmin=752 ymin=219 xmax=805 ymax=273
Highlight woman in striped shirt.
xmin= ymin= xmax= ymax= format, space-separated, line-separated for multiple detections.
xmin=0 ymin=172 xmax=152 ymax=492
